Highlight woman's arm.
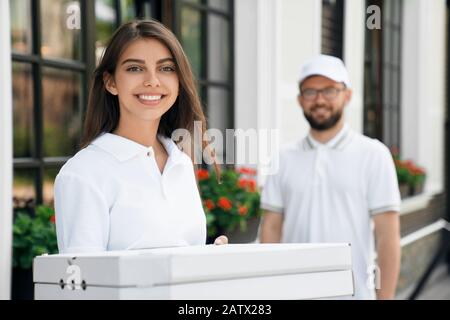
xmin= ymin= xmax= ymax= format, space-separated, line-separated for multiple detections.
xmin=54 ymin=172 xmax=110 ymax=253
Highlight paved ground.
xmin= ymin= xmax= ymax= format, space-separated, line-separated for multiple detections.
xmin=397 ymin=263 xmax=450 ymax=300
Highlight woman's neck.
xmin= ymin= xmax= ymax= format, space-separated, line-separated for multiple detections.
xmin=113 ymin=117 xmax=161 ymax=148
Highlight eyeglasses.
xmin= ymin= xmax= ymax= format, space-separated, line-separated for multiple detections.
xmin=301 ymin=87 xmax=346 ymax=101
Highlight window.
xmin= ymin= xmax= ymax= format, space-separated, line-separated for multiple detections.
xmin=11 ymin=0 xmax=234 ymax=206
xmin=11 ymin=0 xmax=90 ymax=208
xmin=321 ymin=0 xmax=345 ymax=59
xmin=174 ymin=0 xmax=234 ymax=164
xmin=364 ymin=0 xmax=402 ymax=149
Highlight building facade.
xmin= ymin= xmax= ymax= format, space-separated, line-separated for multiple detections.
xmin=1 ymin=0 xmax=449 ymax=298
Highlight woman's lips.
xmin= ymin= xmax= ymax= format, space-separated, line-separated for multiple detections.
xmin=135 ymin=94 xmax=165 ymax=106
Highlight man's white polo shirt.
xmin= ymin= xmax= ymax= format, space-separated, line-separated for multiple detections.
xmin=261 ymin=124 xmax=401 ymax=299
xmin=54 ymin=133 xmax=206 ymax=254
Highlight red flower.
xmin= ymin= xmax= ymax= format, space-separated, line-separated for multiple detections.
xmin=204 ymin=199 xmax=215 ymax=210
xmin=50 ymin=215 xmax=56 ymax=224
xmin=238 ymin=206 xmax=248 ymax=216
xmin=196 ymin=169 xmax=209 ymax=181
xmin=237 ymin=178 xmax=257 ymax=192
xmin=248 ymin=179 xmax=257 ymax=192
xmin=237 ymin=178 xmax=248 ymax=189
xmin=238 ymin=167 xmax=257 ymax=176
xmin=217 ymin=197 xmax=233 ymax=211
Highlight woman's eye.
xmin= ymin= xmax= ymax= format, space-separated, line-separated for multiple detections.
xmin=126 ymin=66 xmax=143 ymax=72
xmin=160 ymin=66 xmax=176 ymax=72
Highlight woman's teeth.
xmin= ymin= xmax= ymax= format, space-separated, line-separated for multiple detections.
xmin=138 ymin=94 xmax=162 ymax=101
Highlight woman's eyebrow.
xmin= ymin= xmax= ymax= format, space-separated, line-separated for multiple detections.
xmin=121 ymin=58 xmax=145 ymax=65
xmin=120 ymin=57 xmax=175 ymax=65
xmin=157 ymin=57 xmax=175 ymax=64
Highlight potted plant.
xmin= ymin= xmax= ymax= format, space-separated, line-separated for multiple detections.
xmin=196 ymin=167 xmax=262 ymax=244
xmin=392 ymin=148 xmax=411 ymax=199
xmin=394 ymin=158 xmax=411 ymax=199
xmin=405 ymin=161 xmax=426 ymax=196
xmin=12 ymin=205 xmax=58 ymax=300
xmin=391 ymin=147 xmax=426 ymax=198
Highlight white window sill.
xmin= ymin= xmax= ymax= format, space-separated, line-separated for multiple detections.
xmin=400 ymin=191 xmax=435 ymax=216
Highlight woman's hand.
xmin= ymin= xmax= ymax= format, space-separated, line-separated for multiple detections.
xmin=214 ymin=235 xmax=228 ymax=245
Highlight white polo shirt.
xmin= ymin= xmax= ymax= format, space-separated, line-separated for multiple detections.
xmin=261 ymin=124 xmax=401 ymax=299
xmin=54 ymin=133 xmax=206 ymax=254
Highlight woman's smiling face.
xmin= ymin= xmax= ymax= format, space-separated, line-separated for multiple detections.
xmin=104 ymin=38 xmax=179 ymax=123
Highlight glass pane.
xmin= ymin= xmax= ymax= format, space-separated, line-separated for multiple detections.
xmin=208 ymin=0 xmax=229 ymax=12
xmin=208 ymin=14 xmax=229 ymax=82
xmin=184 ymin=0 xmax=201 ymax=5
xmin=12 ymin=62 xmax=35 ymax=158
xmin=10 ymin=0 xmax=33 ymax=54
xmin=96 ymin=0 xmax=118 ymax=64
xmin=383 ymin=66 xmax=391 ymax=106
xmin=40 ymin=0 xmax=82 ymax=60
xmin=207 ymin=88 xmax=231 ymax=162
xmin=383 ymin=25 xmax=392 ymax=63
xmin=181 ymin=7 xmax=203 ymax=79
xmin=42 ymin=68 xmax=82 ymax=157
xmin=43 ymin=168 xmax=60 ymax=206
xmin=392 ymin=29 xmax=400 ymax=63
xmin=383 ymin=0 xmax=392 ymax=24
xmin=392 ymin=69 xmax=399 ymax=106
xmin=120 ymin=0 xmax=136 ymax=23
xmin=13 ymin=169 xmax=36 ymax=208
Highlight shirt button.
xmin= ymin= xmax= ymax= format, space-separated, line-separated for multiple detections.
xmin=146 ymin=148 xmax=154 ymax=157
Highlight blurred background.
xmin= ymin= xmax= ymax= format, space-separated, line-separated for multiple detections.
xmin=1 ymin=0 xmax=450 ymax=299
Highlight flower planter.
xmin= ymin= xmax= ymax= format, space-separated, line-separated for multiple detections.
xmin=410 ymin=182 xmax=425 ymax=196
xmin=399 ymin=183 xmax=410 ymax=199
xmin=223 ymin=216 xmax=261 ymax=244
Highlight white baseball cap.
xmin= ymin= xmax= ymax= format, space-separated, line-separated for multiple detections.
xmin=298 ymin=55 xmax=351 ymax=89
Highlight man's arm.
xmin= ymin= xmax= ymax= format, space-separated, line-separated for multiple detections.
xmin=259 ymin=210 xmax=283 ymax=243
xmin=373 ymin=211 xmax=401 ymax=300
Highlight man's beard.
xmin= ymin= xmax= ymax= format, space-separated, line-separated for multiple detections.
xmin=303 ymin=105 xmax=343 ymax=131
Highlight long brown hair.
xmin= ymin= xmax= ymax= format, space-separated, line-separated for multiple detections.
xmin=81 ymin=19 xmax=220 ymax=177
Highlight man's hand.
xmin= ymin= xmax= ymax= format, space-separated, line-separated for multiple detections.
xmin=373 ymin=211 xmax=401 ymax=300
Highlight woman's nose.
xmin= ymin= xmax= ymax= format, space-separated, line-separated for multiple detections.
xmin=143 ymin=71 xmax=160 ymax=87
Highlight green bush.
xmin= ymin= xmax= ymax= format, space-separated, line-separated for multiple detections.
xmin=13 ymin=205 xmax=58 ymax=270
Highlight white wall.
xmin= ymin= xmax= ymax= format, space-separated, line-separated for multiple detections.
xmin=279 ymin=0 xmax=322 ymax=144
xmin=235 ymin=0 xmax=281 ymax=181
xmin=343 ymin=0 xmax=366 ymax=134
xmin=401 ymin=0 xmax=446 ymax=194
xmin=235 ymin=0 xmax=367 ymax=181
xmin=0 ymin=0 xmax=13 ymax=300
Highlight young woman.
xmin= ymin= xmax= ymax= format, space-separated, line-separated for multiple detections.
xmin=54 ymin=19 xmax=227 ymax=253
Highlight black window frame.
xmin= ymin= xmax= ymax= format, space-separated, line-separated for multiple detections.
xmin=321 ymin=0 xmax=345 ymax=59
xmin=12 ymin=0 xmax=96 ymax=206
xmin=173 ymin=0 xmax=235 ymax=164
xmin=363 ymin=0 xmax=402 ymax=150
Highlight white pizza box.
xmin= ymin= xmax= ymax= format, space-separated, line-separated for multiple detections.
xmin=33 ymin=243 xmax=354 ymax=300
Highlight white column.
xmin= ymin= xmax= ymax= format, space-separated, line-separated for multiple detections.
xmin=343 ymin=0 xmax=366 ymax=134
xmin=401 ymin=0 xmax=446 ymax=194
xmin=279 ymin=0 xmax=322 ymax=144
xmin=0 ymin=0 xmax=13 ymax=300
xmin=234 ymin=0 xmax=281 ymax=183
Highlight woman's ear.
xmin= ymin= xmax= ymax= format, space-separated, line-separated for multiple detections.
xmin=103 ymin=72 xmax=118 ymax=96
